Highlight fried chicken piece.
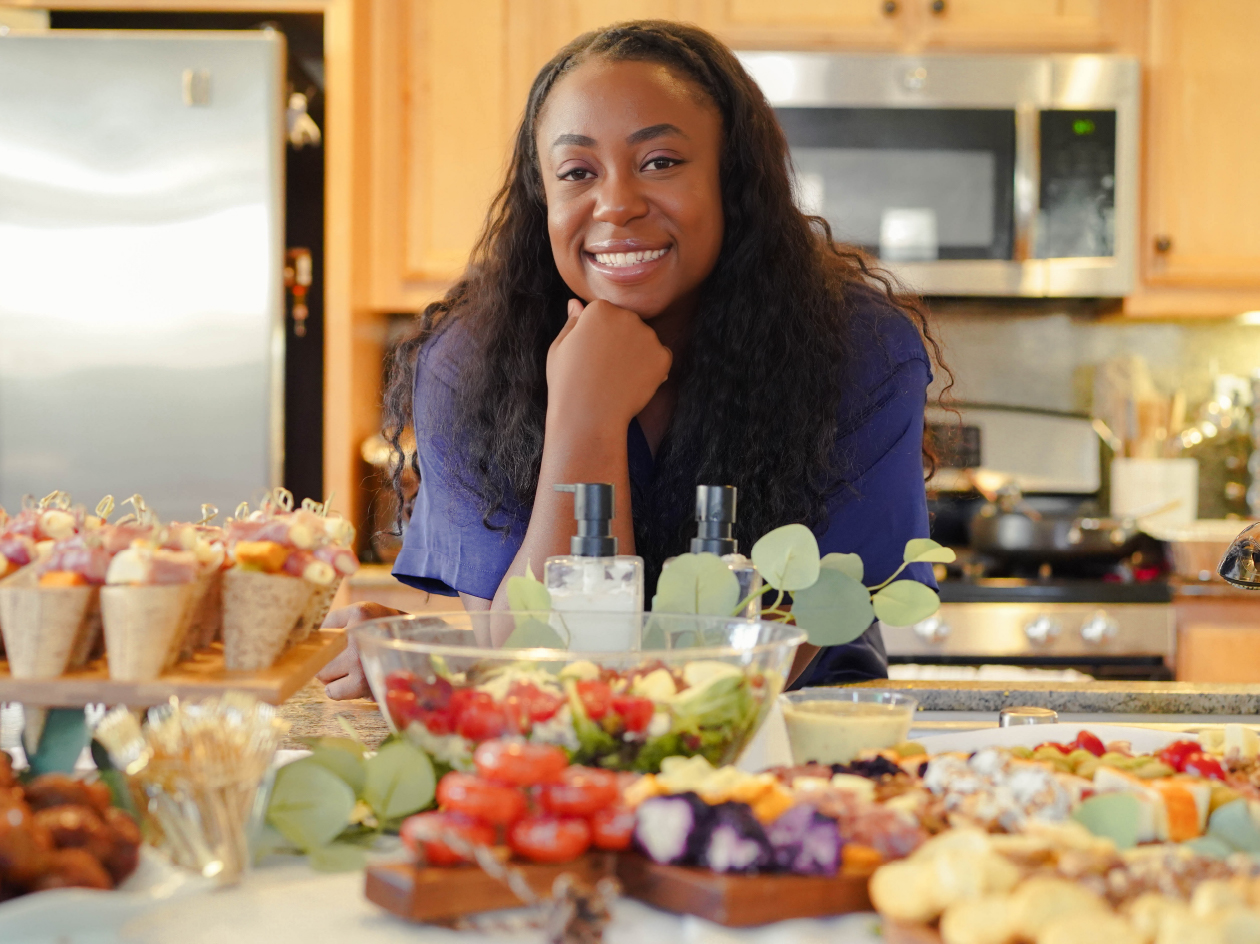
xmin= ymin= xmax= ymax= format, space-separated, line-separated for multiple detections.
xmin=0 ymin=802 xmax=53 ymax=888
xmin=35 ymin=805 xmax=114 ymax=863
xmin=23 ymin=774 xmax=111 ymax=815
xmin=101 ymin=807 xmax=141 ymax=884
xmin=30 ymin=848 xmax=112 ymax=891
xmin=0 ymin=751 xmax=15 ymax=789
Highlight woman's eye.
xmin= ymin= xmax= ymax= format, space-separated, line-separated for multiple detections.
xmin=559 ymin=167 xmax=594 ymax=181
xmin=644 ymin=157 xmax=680 ymax=171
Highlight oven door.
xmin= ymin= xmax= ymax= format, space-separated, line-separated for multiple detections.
xmin=737 ymin=52 xmax=1140 ymax=298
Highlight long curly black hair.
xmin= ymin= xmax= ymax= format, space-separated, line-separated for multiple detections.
xmin=382 ymin=20 xmax=948 ymax=593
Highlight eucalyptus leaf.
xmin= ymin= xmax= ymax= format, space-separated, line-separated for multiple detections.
xmin=871 ymin=580 xmax=941 ymax=627
xmin=819 ymin=552 xmax=864 ymax=583
xmin=641 ymin=615 xmax=667 ymax=650
xmin=751 ymin=524 xmax=821 ymax=592
xmin=268 ymin=759 xmax=357 ymax=851
xmin=307 ymin=841 xmax=369 ymax=873
xmin=791 ymin=568 xmax=876 ymax=646
xmin=502 ymin=615 xmax=567 ymax=649
xmin=307 ymin=740 xmax=367 ymax=796
xmin=902 ymin=538 xmax=957 ymax=564
xmin=653 ymin=552 xmax=741 ymax=616
xmin=363 ymin=741 xmax=436 ymax=821
xmin=506 ymin=570 xmax=551 ymax=614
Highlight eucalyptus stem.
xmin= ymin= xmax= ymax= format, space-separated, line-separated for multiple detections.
xmin=866 ymin=560 xmax=909 ymax=592
xmin=730 ymin=586 xmax=763 ymax=617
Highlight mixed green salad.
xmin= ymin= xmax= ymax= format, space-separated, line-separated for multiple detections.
xmin=383 ymin=657 xmax=779 ymax=773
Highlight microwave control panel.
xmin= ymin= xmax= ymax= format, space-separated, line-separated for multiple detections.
xmin=1037 ymin=110 xmax=1117 ymax=259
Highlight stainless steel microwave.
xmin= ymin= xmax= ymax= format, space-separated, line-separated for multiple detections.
xmin=737 ymin=53 xmax=1140 ymax=298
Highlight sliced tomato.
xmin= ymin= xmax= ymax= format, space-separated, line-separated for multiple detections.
xmin=473 ymin=740 xmax=568 ymax=786
xmin=1182 ymin=753 xmax=1227 ymax=781
xmin=453 ymin=692 xmax=508 ymax=741
xmin=589 ymin=806 xmax=635 ymax=851
xmin=540 ymin=766 xmax=620 ymax=817
xmin=400 ymin=811 xmax=495 ymax=866
xmin=436 ymin=772 xmax=526 ymax=825
xmin=576 ymin=680 xmax=612 ymax=720
xmin=1072 ymin=731 xmax=1106 ymax=757
xmin=507 ymin=815 xmax=591 ymax=864
xmin=611 ymin=695 xmax=654 ymax=734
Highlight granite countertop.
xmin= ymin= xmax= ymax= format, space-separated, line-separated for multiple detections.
xmin=847 ymin=679 xmax=1260 ymax=715
xmin=1172 ymin=579 xmax=1260 ymax=599
xmin=276 ymin=679 xmax=390 ymax=750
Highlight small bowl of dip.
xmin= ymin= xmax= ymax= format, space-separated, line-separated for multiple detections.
xmin=779 ymin=688 xmax=918 ymax=765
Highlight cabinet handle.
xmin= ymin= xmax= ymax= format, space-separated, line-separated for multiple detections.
xmin=883 ymin=0 xmax=898 ymax=13
xmin=930 ymin=0 xmax=946 ymax=12
xmin=1154 ymin=234 xmax=1173 ymax=253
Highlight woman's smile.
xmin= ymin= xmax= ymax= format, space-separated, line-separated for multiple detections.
xmin=585 ymin=243 xmax=673 ymax=281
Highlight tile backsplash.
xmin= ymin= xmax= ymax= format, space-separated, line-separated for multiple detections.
xmin=926 ymin=301 xmax=1260 ymax=519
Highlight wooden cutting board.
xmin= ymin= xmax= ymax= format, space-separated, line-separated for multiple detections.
xmin=613 ymin=854 xmax=875 ymax=927
xmin=0 ymin=629 xmax=345 ymax=706
xmin=364 ymin=853 xmax=617 ymax=923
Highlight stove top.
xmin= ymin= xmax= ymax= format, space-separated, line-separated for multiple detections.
xmin=937 ymin=578 xmax=1173 ymax=605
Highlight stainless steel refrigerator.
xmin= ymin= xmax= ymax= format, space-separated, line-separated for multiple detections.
xmin=0 ymin=30 xmax=286 ymax=521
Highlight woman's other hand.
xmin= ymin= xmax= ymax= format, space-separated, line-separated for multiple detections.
xmin=546 ymin=298 xmax=671 ymax=431
xmin=317 ymin=603 xmax=407 ymax=700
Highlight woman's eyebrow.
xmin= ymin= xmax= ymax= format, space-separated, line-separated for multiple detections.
xmin=626 ymin=123 xmax=686 ymax=145
xmin=552 ymin=133 xmax=596 ymax=148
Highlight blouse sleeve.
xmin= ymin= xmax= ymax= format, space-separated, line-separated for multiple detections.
xmin=391 ymin=325 xmax=525 ymax=600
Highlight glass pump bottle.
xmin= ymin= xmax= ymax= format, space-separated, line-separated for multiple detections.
xmin=690 ymin=485 xmax=762 ymax=618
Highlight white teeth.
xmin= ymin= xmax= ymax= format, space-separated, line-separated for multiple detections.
xmin=592 ymin=248 xmax=668 ymax=267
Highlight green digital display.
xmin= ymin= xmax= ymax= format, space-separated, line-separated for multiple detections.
xmin=1072 ymin=118 xmax=1096 ymax=136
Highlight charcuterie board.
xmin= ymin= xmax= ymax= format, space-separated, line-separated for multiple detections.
xmin=0 ymin=628 xmax=345 ymax=706
xmin=614 ymin=854 xmax=875 ymax=927
xmin=364 ymin=853 xmax=617 ymax=923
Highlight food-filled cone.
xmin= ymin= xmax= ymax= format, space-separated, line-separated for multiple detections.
xmin=68 ymin=596 xmax=103 ymax=670
xmin=222 ymin=570 xmax=314 ymax=671
xmin=190 ymin=570 xmax=224 ymax=650
xmin=163 ymin=572 xmax=217 ymax=669
xmin=0 ymin=580 xmax=96 ymax=679
xmin=102 ymin=583 xmax=196 ymax=682
xmin=288 ymin=575 xmax=342 ymax=646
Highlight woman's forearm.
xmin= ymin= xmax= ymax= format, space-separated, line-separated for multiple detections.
xmin=490 ymin=414 xmax=635 ymax=610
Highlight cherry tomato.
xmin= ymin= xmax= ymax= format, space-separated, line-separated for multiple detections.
xmin=508 ymin=815 xmax=591 ymax=864
xmin=1158 ymin=740 xmax=1203 ymax=772
xmin=401 ymin=811 xmax=495 ymax=866
xmin=1182 ymin=752 xmax=1227 ymax=781
xmin=541 ymin=766 xmax=620 ymax=817
xmin=589 ymin=806 xmax=635 ymax=851
xmin=385 ymin=688 xmax=420 ymax=725
xmin=473 ymin=741 xmax=568 ymax=786
xmin=576 ymin=680 xmax=612 ymax=720
xmin=1072 ymin=731 xmax=1107 ymax=757
xmin=411 ymin=676 xmax=454 ymax=712
xmin=417 ymin=708 xmax=454 ymax=736
xmin=611 ymin=695 xmax=654 ymax=734
xmin=509 ymin=682 xmax=564 ymax=723
xmin=454 ymin=693 xmax=508 ymax=741
xmin=1038 ymin=742 xmax=1073 ymax=754
xmin=437 ymin=772 xmax=526 ymax=825
xmin=386 ymin=671 xmax=418 ymax=694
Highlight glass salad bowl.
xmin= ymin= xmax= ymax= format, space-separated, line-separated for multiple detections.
xmin=352 ymin=611 xmax=806 ymax=773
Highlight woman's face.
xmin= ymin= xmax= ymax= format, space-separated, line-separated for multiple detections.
xmin=536 ymin=57 xmax=725 ymax=321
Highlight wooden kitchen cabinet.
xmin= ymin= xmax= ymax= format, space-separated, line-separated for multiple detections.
xmin=1176 ymin=597 xmax=1260 ymax=683
xmin=917 ymin=0 xmax=1136 ymax=51
xmin=1140 ymin=0 xmax=1260 ymax=292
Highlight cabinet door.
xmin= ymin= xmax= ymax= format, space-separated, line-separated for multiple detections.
xmin=917 ymin=0 xmax=1129 ymax=50
xmin=1144 ymin=0 xmax=1260 ymax=288
xmin=685 ymin=0 xmax=906 ymax=49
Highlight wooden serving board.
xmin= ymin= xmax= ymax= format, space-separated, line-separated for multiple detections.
xmin=883 ymin=920 xmax=943 ymax=944
xmin=0 ymin=629 xmax=345 ymax=706
xmin=364 ymin=853 xmax=617 ymax=923
xmin=614 ymin=854 xmax=875 ymax=927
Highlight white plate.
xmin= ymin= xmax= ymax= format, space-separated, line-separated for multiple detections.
xmin=0 ymin=846 xmax=210 ymax=944
xmin=914 ymin=722 xmax=1195 ymax=756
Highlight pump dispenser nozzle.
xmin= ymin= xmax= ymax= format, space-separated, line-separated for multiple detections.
xmin=554 ymin=483 xmax=617 ymax=557
xmin=690 ymin=485 xmax=738 ymax=555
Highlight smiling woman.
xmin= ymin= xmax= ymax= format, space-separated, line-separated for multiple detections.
xmin=317 ymin=20 xmax=947 ymax=699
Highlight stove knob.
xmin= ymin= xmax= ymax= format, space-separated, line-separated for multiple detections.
xmin=1023 ymin=615 xmax=1061 ymax=645
xmin=913 ymin=615 xmax=950 ymax=644
xmin=1080 ymin=611 xmax=1119 ymax=644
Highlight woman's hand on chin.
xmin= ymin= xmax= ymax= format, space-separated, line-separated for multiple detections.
xmin=546 ymin=298 xmax=672 ymax=431
xmin=316 ymin=602 xmax=407 ymax=700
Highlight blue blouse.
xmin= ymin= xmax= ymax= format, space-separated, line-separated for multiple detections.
xmin=393 ymin=288 xmax=934 ymax=685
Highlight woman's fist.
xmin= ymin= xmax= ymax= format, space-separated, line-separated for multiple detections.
xmin=546 ymin=298 xmax=672 ymax=430
xmin=316 ymin=603 xmax=407 ymax=700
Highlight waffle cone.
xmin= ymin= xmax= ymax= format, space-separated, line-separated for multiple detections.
xmin=0 ymin=580 xmax=96 ymax=679
xmin=288 ymin=575 xmax=342 ymax=646
xmin=102 ymin=583 xmax=196 ymax=682
xmin=68 ymin=596 xmax=103 ymax=670
xmin=222 ymin=570 xmax=314 ymax=671
xmin=190 ymin=569 xmax=224 ymax=650
xmin=163 ymin=572 xmax=218 ymax=669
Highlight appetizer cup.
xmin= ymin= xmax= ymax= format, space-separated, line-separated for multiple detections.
xmin=353 ymin=611 xmax=805 ymax=773
xmin=779 ymin=688 xmax=918 ymax=765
